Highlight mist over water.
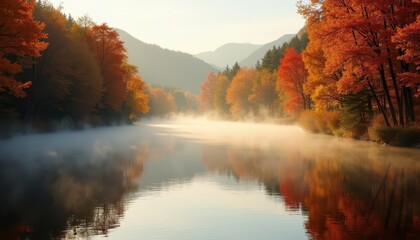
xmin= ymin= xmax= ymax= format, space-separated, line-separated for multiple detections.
xmin=0 ymin=118 xmax=419 ymax=239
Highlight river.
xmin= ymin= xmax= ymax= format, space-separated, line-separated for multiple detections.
xmin=0 ymin=118 xmax=419 ymax=239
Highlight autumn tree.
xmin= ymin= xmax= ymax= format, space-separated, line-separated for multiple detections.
xmin=0 ymin=0 xmax=47 ymax=97
xmin=249 ymin=69 xmax=278 ymax=115
xmin=24 ymin=2 xmax=76 ymax=121
xmin=147 ymin=87 xmax=176 ymax=117
xmin=125 ymin=74 xmax=149 ymax=121
xmin=393 ymin=12 xmax=420 ymax=77
xmin=392 ymin=3 xmax=420 ymax=122
xmin=1 ymin=1 xmax=149 ymax=131
xmin=86 ymin=23 xmax=128 ymax=113
xmin=278 ymin=48 xmax=310 ymax=114
xmin=302 ymin=34 xmax=339 ymax=111
xmin=213 ymin=73 xmax=231 ymax=115
xmin=226 ymin=68 xmax=256 ymax=119
xmin=63 ymin=23 xmax=103 ymax=121
xmin=17 ymin=2 xmax=103 ymax=125
xmin=171 ymin=89 xmax=199 ymax=113
xmin=199 ymin=72 xmax=217 ymax=112
xmin=298 ymin=0 xmax=420 ymax=126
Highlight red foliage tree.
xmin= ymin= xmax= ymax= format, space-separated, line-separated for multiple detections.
xmin=392 ymin=7 xmax=420 ymax=90
xmin=0 ymin=0 xmax=47 ymax=97
xmin=86 ymin=24 xmax=128 ymax=110
xmin=278 ymin=48 xmax=310 ymax=114
xmin=298 ymin=0 xmax=420 ymax=126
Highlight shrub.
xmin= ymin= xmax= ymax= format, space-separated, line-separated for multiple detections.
xmin=372 ymin=127 xmax=420 ymax=147
xmin=374 ymin=127 xmax=398 ymax=144
xmin=325 ymin=111 xmax=341 ymax=131
xmin=299 ymin=110 xmax=340 ymax=135
xmin=394 ymin=128 xmax=420 ymax=147
xmin=299 ymin=111 xmax=319 ymax=133
xmin=368 ymin=114 xmax=387 ymax=141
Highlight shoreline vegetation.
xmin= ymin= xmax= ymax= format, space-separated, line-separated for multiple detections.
xmin=197 ymin=1 xmax=420 ymax=148
xmin=1 ymin=1 xmax=150 ymax=137
xmin=1 ymin=1 xmax=200 ymax=138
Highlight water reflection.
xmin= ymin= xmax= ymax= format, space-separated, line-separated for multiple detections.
xmin=0 ymin=126 xmax=164 ymax=239
xmin=0 ymin=119 xmax=419 ymax=239
xmin=0 ymin=143 xmax=143 ymax=238
xmin=192 ymin=120 xmax=420 ymax=240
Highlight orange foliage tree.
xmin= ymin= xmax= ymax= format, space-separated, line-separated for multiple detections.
xmin=199 ymin=72 xmax=217 ymax=112
xmin=278 ymin=48 xmax=310 ymax=114
xmin=0 ymin=0 xmax=47 ymax=97
xmin=213 ymin=73 xmax=231 ymax=115
xmin=86 ymin=24 xmax=128 ymax=111
xmin=64 ymin=23 xmax=103 ymax=121
xmin=148 ymin=87 xmax=176 ymax=117
xmin=125 ymin=74 xmax=149 ymax=121
xmin=392 ymin=3 xmax=420 ymax=122
xmin=226 ymin=68 xmax=256 ymax=119
xmin=249 ymin=69 xmax=278 ymax=115
xmin=302 ymin=36 xmax=339 ymax=111
xmin=298 ymin=0 xmax=420 ymax=126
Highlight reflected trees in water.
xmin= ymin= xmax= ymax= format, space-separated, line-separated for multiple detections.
xmin=201 ymin=141 xmax=420 ymax=239
xmin=0 ymin=146 xmax=148 ymax=239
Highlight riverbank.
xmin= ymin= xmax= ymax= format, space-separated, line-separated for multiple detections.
xmin=298 ymin=111 xmax=420 ymax=148
xmin=0 ymin=117 xmax=136 ymax=139
xmin=2 ymin=113 xmax=420 ymax=148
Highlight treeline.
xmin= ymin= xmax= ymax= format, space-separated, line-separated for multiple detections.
xmin=256 ymin=31 xmax=309 ymax=72
xmin=146 ymin=85 xmax=199 ymax=117
xmin=0 ymin=0 xmax=149 ymax=135
xmin=199 ymin=33 xmax=309 ymax=120
xmin=200 ymin=0 xmax=420 ymax=146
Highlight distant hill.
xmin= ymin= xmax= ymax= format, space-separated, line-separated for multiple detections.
xmin=117 ymin=29 xmax=217 ymax=94
xmin=194 ymin=43 xmax=261 ymax=69
xmin=239 ymin=34 xmax=295 ymax=67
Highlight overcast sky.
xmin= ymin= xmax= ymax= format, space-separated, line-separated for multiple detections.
xmin=49 ymin=0 xmax=305 ymax=54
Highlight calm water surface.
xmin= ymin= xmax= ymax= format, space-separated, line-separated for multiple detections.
xmin=0 ymin=119 xmax=419 ymax=239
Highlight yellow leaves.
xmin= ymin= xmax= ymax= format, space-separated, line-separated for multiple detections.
xmin=213 ymin=73 xmax=230 ymax=115
xmin=126 ymin=75 xmax=149 ymax=120
xmin=249 ymin=69 xmax=278 ymax=114
xmin=302 ymin=36 xmax=339 ymax=111
xmin=226 ymin=68 xmax=256 ymax=119
xmin=311 ymin=85 xmax=339 ymax=111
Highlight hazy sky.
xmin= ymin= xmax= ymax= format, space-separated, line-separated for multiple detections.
xmin=49 ymin=0 xmax=305 ymax=54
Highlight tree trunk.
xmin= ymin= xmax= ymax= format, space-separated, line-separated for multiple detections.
xmin=379 ymin=65 xmax=398 ymax=126
xmin=368 ymin=80 xmax=390 ymax=127
xmin=387 ymin=56 xmax=404 ymax=126
xmin=406 ymin=87 xmax=415 ymax=122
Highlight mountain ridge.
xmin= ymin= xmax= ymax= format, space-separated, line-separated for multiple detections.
xmin=117 ymin=28 xmax=300 ymax=94
xmin=117 ymin=29 xmax=217 ymax=94
xmin=194 ymin=42 xmax=261 ymax=69
xmin=239 ymin=34 xmax=296 ymax=67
